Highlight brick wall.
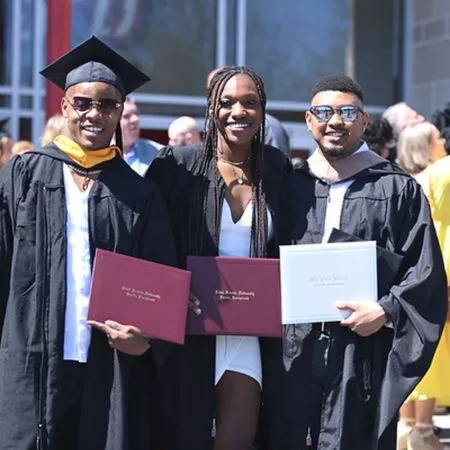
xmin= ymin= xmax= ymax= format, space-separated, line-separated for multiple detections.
xmin=411 ymin=0 xmax=450 ymax=117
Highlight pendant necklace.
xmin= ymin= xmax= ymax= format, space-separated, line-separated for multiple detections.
xmin=70 ymin=165 xmax=102 ymax=191
xmin=217 ymin=156 xmax=249 ymax=185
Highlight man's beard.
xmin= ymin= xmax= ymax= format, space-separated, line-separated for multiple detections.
xmin=320 ymin=144 xmax=356 ymax=160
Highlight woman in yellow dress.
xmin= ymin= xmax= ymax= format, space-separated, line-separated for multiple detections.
xmin=397 ymin=122 xmax=450 ymax=450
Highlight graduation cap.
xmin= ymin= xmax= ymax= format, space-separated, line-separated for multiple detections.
xmin=40 ymin=36 xmax=150 ymax=150
xmin=40 ymin=36 xmax=150 ymax=98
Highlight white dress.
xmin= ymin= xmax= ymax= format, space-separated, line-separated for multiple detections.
xmin=214 ymin=200 xmax=273 ymax=388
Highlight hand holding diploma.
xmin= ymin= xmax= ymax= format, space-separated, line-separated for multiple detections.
xmin=189 ymin=292 xmax=202 ymax=315
xmin=88 ymin=319 xmax=151 ymax=355
xmin=337 ymin=301 xmax=387 ymax=337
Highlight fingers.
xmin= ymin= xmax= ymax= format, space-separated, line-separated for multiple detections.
xmin=87 ymin=320 xmax=149 ymax=354
xmin=335 ymin=301 xmax=358 ymax=310
xmin=339 ymin=305 xmax=358 ymax=329
xmin=189 ymin=292 xmax=200 ymax=306
xmin=189 ymin=293 xmax=202 ymax=315
xmin=105 ymin=320 xmax=143 ymax=335
xmin=336 ymin=301 xmax=354 ymax=328
xmin=340 ymin=318 xmax=354 ymax=327
xmin=104 ymin=320 xmax=123 ymax=330
xmin=87 ymin=320 xmax=110 ymax=334
xmin=87 ymin=320 xmax=142 ymax=339
xmin=189 ymin=301 xmax=202 ymax=315
xmin=87 ymin=320 xmax=116 ymax=347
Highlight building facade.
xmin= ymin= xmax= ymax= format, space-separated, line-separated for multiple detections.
xmin=406 ymin=0 xmax=450 ymax=118
xmin=0 ymin=0 xmax=429 ymax=153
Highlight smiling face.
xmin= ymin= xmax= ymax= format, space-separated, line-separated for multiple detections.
xmin=61 ymin=81 xmax=123 ymax=150
xmin=214 ymin=73 xmax=263 ymax=153
xmin=306 ymin=90 xmax=368 ymax=160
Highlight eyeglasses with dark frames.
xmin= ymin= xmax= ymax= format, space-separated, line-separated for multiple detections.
xmin=309 ymin=105 xmax=363 ymax=123
xmin=65 ymin=96 xmax=123 ymax=115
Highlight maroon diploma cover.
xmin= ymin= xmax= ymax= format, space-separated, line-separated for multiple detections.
xmin=88 ymin=249 xmax=191 ymax=344
xmin=186 ymin=256 xmax=282 ymax=337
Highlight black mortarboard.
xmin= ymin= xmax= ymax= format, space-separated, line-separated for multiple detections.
xmin=40 ymin=36 xmax=150 ymax=98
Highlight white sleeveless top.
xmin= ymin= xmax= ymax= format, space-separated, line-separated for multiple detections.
xmin=62 ymin=164 xmax=93 ymax=363
xmin=215 ymin=199 xmax=273 ymax=387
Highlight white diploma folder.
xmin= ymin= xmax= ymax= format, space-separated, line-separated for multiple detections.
xmin=280 ymin=241 xmax=378 ymax=324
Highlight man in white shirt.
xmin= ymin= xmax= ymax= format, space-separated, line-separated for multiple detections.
xmin=0 ymin=36 xmax=176 ymax=450
xmin=260 ymin=75 xmax=447 ymax=450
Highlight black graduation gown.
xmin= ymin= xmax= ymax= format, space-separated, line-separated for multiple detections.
xmin=0 ymin=145 xmax=177 ymax=450
xmin=145 ymin=143 xmax=291 ymax=450
xmin=259 ymin=161 xmax=448 ymax=450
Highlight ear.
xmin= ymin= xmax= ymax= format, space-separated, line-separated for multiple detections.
xmin=61 ymin=97 xmax=69 ymax=118
xmin=305 ymin=110 xmax=313 ymax=132
xmin=362 ymin=111 xmax=369 ymax=131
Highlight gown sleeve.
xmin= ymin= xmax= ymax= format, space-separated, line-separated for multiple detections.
xmin=376 ymin=178 xmax=448 ymax=436
xmin=135 ymin=179 xmax=179 ymax=369
xmin=0 ymin=157 xmax=27 ymax=334
xmin=144 ymin=146 xmax=179 ymax=205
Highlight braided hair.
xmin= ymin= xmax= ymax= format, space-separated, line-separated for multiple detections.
xmin=187 ymin=66 xmax=268 ymax=257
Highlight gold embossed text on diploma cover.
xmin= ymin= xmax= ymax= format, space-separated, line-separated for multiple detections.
xmin=186 ymin=256 xmax=282 ymax=337
xmin=88 ymin=249 xmax=191 ymax=344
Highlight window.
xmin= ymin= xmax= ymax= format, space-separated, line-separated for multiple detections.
xmin=72 ymin=0 xmax=217 ymax=96
xmin=20 ymin=0 xmax=35 ymax=87
xmin=353 ymin=0 xmax=399 ymax=105
xmin=245 ymin=0 xmax=352 ymax=103
xmin=71 ymin=0 xmax=401 ymax=115
xmin=0 ymin=0 xmax=13 ymax=85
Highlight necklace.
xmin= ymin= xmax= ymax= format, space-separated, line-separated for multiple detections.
xmin=69 ymin=165 xmax=102 ymax=191
xmin=217 ymin=156 xmax=250 ymax=185
xmin=217 ymin=156 xmax=248 ymax=167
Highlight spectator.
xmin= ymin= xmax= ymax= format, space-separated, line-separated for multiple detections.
xmin=382 ymin=102 xmax=425 ymax=139
xmin=382 ymin=102 xmax=425 ymax=162
xmin=11 ymin=140 xmax=35 ymax=155
xmin=364 ymin=116 xmax=394 ymax=159
xmin=0 ymin=119 xmax=14 ymax=169
xmin=168 ymin=116 xmax=201 ymax=147
xmin=431 ymin=104 xmax=450 ymax=155
xmin=120 ymin=96 xmax=163 ymax=175
xmin=397 ymin=122 xmax=446 ymax=177
xmin=41 ymin=113 xmax=65 ymax=146
xmin=395 ymin=121 xmax=449 ymax=449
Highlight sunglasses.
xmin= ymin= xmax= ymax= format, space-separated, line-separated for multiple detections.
xmin=309 ymin=105 xmax=363 ymax=123
xmin=65 ymin=96 xmax=123 ymax=115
